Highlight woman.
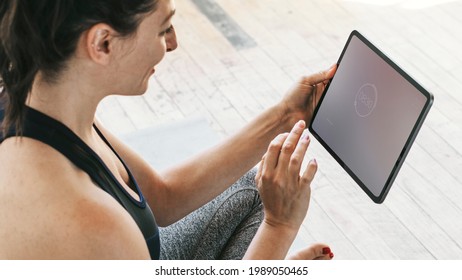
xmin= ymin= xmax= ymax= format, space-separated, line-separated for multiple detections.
xmin=0 ymin=0 xmax=336 ymax=259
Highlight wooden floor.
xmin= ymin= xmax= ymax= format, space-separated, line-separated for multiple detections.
xmin=97 ymin=0 xmax=462 ymax=259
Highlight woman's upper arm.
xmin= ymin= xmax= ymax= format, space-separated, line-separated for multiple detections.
xmin=73 ymin=189 xmax=152 ymax=259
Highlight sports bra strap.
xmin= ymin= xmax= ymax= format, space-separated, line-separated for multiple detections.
xmin=0 ymin=106 xmax=160 ymax=259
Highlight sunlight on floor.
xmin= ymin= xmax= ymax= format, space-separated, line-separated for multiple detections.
xmin=342 ymin=0 xmax=459 ymax=9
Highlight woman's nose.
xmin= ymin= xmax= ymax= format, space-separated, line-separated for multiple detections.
xmin=166 ymin=27 xmax=178 ymax=52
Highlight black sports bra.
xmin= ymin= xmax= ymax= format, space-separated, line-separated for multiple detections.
xmin=0 ymin=106 xmax=160 ymax=259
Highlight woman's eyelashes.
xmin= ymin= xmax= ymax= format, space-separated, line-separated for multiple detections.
xmin=159 ymin=25 xmax=174 ymax=36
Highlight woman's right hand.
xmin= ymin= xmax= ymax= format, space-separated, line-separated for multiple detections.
xmin=255 ymin=120 xmax=317 ymax=232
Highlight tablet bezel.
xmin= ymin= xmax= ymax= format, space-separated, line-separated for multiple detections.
xmin=309 ymin=30 xmax=434 ymax=204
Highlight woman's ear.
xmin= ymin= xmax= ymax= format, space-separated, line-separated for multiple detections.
xmin=85 ymin=24 xmax=115 ymax=65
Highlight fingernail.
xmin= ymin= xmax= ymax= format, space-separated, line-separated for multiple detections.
xmin=329 ymin=63 xmax=336 ymax=70
xmin=322 ymin=247 xmax=331 ymax=254
xmin=329 ymin=252 xmax=334 ymax=259
xmin=301 ymin=130 xmax=309 ymax=141
xmin=298 ymin=120 xmax=305 ymax=128
xmin=311 ymin=158 xmax=317 ymax=165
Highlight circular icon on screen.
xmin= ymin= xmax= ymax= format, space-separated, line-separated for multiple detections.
xmin=355 ymin=83 xmax=378 ymax=117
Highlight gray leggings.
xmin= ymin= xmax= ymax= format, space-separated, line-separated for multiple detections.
xmin=159 ymin=169 xmax=263 ymax=260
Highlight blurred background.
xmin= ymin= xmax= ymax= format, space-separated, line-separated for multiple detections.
xmin=97 ymin=0 xmax=462 ymax=259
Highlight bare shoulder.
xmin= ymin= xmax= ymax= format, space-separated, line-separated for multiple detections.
xmin=0 ymin=138 xmax=150 ymax=259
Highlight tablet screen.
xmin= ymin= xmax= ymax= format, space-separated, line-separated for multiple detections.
xmin=310 ymin=31 xmax=433 ymax=203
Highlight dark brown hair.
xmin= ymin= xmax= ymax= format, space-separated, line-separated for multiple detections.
xmin=0 ymin=0 xmax=158 ymax=135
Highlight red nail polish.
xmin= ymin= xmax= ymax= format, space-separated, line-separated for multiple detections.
xmin=329 ymin=252 xmax=334 ymax=259
xmin=322 ymin=247 xmax=331 ymax=254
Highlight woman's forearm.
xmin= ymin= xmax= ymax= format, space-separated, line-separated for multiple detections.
xmin=159 ymin=104 xmax=292 ymax=225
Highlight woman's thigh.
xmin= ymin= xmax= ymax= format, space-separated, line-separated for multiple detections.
xmin=159 ymin=169 xmax=263 ymax=260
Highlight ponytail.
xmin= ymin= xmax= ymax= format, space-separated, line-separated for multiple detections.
xmin=1 ymin=0 xmax=41 ymax=135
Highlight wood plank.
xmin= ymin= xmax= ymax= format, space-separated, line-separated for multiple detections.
xmin=217 ymin=1 xmax=297 ymax=95
xmin=303 ymin=198 xmax=366 ymax=259
xmin=190 ymin=0 xmax=257 ymax=50
xmin=177 ymin=1 xmax=266 ymax=124
xmin=96 ymin=96 xmax=136 ymax=134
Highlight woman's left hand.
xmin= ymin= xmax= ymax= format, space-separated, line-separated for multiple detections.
xmin=278 ymin=65 xmax=337 ymax=131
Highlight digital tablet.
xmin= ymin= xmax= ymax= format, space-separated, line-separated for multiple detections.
xmin=309 ymin=30 xmax=434 ymax=203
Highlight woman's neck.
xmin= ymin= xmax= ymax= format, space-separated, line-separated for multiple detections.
xmin=27 ymin=72 xmax=105 ymax=142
